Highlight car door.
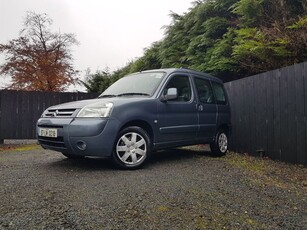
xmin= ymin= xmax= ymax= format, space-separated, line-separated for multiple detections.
xmin=193 ymin=76 xmax=217 ymax=142
xmin=211 ymin=81 xmax=231 ymax=130
xmin=156 ymin=74 xmax=198 ymax=146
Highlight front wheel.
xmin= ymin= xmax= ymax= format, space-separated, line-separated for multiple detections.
xmin=112 ymin=126 xmax=151 ymax=169
xmin=210 ymin=130 xmax=228 ymax=157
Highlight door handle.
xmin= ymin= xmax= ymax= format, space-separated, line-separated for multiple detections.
xmin=198 ymin=105 xmax=203 ymax=111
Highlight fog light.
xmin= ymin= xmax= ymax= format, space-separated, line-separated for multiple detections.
xmin=76 ymin=141 xmax=87 ymax=151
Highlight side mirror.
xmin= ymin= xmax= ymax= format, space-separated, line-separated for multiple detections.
xmin=161 ymin=88 xmax=178 ymax=102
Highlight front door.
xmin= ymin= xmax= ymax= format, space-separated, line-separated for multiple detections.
xmin=156 ymin=74 xmax=198 ymax=146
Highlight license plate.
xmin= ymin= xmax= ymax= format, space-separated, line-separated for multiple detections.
xmin=39 ymin=128 xmax=58 ymax=138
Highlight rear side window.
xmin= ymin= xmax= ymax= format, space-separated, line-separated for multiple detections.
xmin=194 ymin=78 xmax=214 ymax=104
xmin=212 ymin=82 xmax=227 ymax=104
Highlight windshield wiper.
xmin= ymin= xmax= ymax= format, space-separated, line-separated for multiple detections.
xmin=99 ymin=94 xmax=117 ymax=98
xmin=117 ymin=93 xmax=150 ymax=97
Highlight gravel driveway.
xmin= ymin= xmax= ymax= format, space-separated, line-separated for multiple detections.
xmin=0 ymin=145 xmax=306 ymax=229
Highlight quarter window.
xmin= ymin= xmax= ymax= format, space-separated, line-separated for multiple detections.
xmin=212 ymin=82 xmax=227 ymax=104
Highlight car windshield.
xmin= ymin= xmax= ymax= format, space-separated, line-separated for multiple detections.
xmin=99 ymin=72 xmax=165 ymax=98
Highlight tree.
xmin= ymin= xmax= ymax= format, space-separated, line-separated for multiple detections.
xmin=0 ymin=12 xmax=78 ymax=91
xmin=81 ymin=68 xmax=113 ymax=93
xmin=231 ymin=0 xmax=307 ymax=75
xmin=83 ymin=0 xmax=307 ymax=92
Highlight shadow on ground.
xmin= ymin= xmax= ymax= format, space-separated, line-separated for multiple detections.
xmin=47 ymin=146 xmax=212 ymax=171
xmin=150 ymin=147 xmax=211 ymax=164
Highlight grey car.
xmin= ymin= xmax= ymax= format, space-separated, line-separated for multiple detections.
xmin=37 ymin=68 xmax=231 ymax=169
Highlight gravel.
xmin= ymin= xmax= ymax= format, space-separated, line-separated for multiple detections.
xmin=0 ymin=145 xmax=306 ymax=229
xmin=2 ymin=140 xmax=37 ymax=145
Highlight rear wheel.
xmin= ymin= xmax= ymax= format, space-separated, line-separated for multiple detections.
xmin=210 ymin=130 xmax=228 ymax=157
xmin=112 ymin=126 xmax=151 ymax=169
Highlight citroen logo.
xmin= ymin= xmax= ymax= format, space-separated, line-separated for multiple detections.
xmin=51 ymin=110 xmax=59 ymax=117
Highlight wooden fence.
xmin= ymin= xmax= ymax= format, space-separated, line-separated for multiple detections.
xmin=1 ymin=62 xmax=307 ymax=165
xmin=224 ymin=62 xmax=307 ymax=166
xmin=0 ymin=90 xmax=98 ymax=143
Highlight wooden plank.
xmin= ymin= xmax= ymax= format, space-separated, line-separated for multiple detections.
xmin=233 ymin=80 xmax=241 ymax=152
xmin=266 ymin=70 xmax=274 ymax=159
xmin=294 ymin=63 xmax=306 ymax=165
xmin=286 ymin=66 xmax=297 ymax=163
xmin=7 ymin=91 xmax=15 ymax=138
xmin=25 ymin=91 xmax=33 ymax=138
xmin=254 ymin=73 xmax=264 ymax=156
xmin=304 ymin=62 xmax=307 ymax=166
xmin=30 ymin=91 xmax=37 ymax=138
xmin=280 ymin=66 xmax=290 ymax=162
xmin=232 ymin=81 xmax=238 ymax=151
xmin=245 ymin=76 xmax=254 ymax=154
xmin=1 ymin=90 xmax=11 ymax=139
xmin=259 ymin=73 xmax=268 ymax=155
xmin=245 ymin=78 xmax=251 ymax=153
xmin=22 ymin=91 xmax=31 ymax=138
xmin=272 ymin=69 xmax=281 ymax=160
xmin=230 ymin=81 xmax=239 ymax=152
xmin=18 ymin=91 xmax=25 ymax=139
xmin=241 ymin=78 xmax=253 ymax=153
xmin=226 ymin=82 xmax=235 ymax=151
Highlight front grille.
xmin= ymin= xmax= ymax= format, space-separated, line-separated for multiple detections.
xmin=37 ymin=125 xmax=63 ymax=128
xmin=44 ymin=109 xmax=76 ymax=118
xmin=38 ymin=136 xmax=66 ymax=148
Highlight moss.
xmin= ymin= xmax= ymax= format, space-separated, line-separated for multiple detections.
xmin=223 ymin=152 xmax=265 ymax=173
xmin=0 ymin=144 xmax=40 ymax=152
xmin=222 ymin=152 xmax=307 ymax=192
xmin=15 ymin=145 xmax=40 ymax=151
xmin=157 ymin=205 xmax=169 ymax=212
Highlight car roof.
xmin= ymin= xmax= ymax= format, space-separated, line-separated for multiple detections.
xmin=140 ymin=68 xmax=224 ymax=84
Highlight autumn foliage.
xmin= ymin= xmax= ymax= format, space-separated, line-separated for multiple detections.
xmin=0 ymin=12 xmax=78 ymax=92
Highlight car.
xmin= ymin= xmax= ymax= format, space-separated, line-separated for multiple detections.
xmin=37 ymin=68 xmax=231 ymax=169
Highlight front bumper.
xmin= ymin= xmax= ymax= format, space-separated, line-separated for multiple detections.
xmin=37 ymin=117 xmax=120 ymax=157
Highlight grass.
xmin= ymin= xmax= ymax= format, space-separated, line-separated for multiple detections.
xmin=223 ymin=152 xmax=266 ymax=173
xmin=0 ymin=144 xmax=40 ymax=152
xmin=223 ymin=152 xmax=307 ymax=191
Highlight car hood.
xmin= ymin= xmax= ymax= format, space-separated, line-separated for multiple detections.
xmin=48 ymin=97 xmax=151 ymax=110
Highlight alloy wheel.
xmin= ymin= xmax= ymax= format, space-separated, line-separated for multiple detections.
xmin=116 ymin=132 xmax=147 ymax=165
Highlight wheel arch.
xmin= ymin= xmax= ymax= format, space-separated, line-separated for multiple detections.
xmin=120 ymin=120 xmax=154 ymax=145
xmin=217 ymin=124 xmax=230 ymax=136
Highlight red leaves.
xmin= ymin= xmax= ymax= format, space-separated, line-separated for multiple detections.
xmin=0 ymin=12 xmax=78 ymax=92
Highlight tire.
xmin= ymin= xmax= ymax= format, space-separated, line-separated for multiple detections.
xmin=112 ymin=126 xmax=151 ymax=169
xmin=210 ymin=130 xmax=228 ymax=157
xmin=61 ymin=152 xmax=84 ymax=159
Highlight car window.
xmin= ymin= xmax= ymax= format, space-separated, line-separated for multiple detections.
xmin=212 ymin=82 xmax=227 ymax=104
xmin=194 ymin=78 xmax=214 ymax=104
xmin=164 ymin=75 xmax=192 ymax=102
xmin=100 ymin=72 xmax=165 ymax=97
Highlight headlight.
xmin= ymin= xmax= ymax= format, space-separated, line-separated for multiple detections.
xmin=77 ymin=102 xmax=113 ymax=118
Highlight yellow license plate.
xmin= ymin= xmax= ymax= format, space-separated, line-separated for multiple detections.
xmin=39 ymin=128 xmax=58 ymax=138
